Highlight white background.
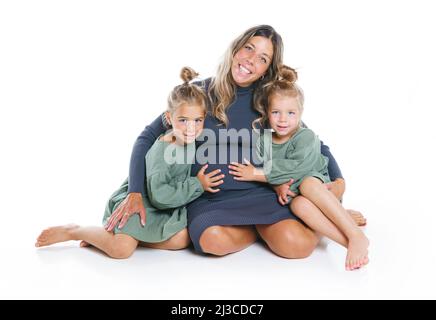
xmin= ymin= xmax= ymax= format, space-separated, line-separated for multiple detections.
xmin=1 ymin=0 xmax=435 ymax=299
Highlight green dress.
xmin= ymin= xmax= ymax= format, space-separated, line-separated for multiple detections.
xmin=257 ymin=127 xmax=331 ymax=196
xmin=102 ymin=136 xmax=204 ymax=243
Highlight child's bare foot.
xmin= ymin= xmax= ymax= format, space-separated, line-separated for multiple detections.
xmin=347 ymin=209 xmax=367 ymax=226
xmin=35 ymin=224 xmax=79 ymax=247
xmin=79 ymin=241 xmax=90 ymax=247
xmin=345 ymin=233 xmax=370 ymax=271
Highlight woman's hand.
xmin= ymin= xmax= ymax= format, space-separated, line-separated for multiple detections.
xmin=228 ymin=159 xmax=266 ymax=182
xmin=197 ymin=164 xmax=225 ymax=193
xmin=324 ymin=178 xmax=346 ymax=201
xmin=105 ymin=192 xmax=146 ymax=231
xmin=272 ymin=179 xmax=297 ymax=205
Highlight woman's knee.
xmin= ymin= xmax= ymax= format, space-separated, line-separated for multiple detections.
xmin=199 ymin=226 xmax=233 ymax=256
xmin=108 ymin=236 xmax=137 ymax=259
xmin=275 ymin=231 xmax=318 ymax=259
xmin=258 ymin=220 xmax=318 ymax=259
xmin=165 ymin=228 xmax=191 ymax=250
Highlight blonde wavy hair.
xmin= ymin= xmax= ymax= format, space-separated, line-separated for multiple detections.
xmin=209 ymin=25 xmax=284 ymax=127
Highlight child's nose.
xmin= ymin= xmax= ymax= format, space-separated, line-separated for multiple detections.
xmin=187 ymin=121 xmax=196 ymax=131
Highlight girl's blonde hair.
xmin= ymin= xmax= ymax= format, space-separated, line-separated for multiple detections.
xmin=209 ymin=25 xmax=284 ymax=127
xmin=167 ymin=67 xmax=208 ymax=118
xmin=252 ymin=65 xmax=305 ymax=129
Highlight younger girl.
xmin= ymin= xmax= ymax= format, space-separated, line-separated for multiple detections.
xmin=35 ymin=67 xmax=224 ymax=259
xmin=228 ymin=66 xmax=369 ymax=270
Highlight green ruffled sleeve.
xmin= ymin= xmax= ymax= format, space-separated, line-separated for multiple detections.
xmin=264 ymin=129 xmax=326 ymax=185
xmin=145 ymin=140 xmax=204 ymax=210
xmin=147 ymin=171 xmax=204 ymax=210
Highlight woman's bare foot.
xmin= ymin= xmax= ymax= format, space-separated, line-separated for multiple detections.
xmin=347 ymin=209 xmax=367 ymax=226
xmin=345 ymin=233 xmax=370 ymax=271
xmin=35 ymin=224 xmax=80 ymax=247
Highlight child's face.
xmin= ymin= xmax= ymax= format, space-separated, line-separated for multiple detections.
xmin=268 ymin=94 xmax=301 ymax=138
xmin=167 ymin=104 xmax=205 ymax=145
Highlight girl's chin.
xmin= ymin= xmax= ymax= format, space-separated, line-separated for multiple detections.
xmin=274 ymin=130 xmax=291 ymax=136
xmin=176 ymin=137 xmax=196 ymax=144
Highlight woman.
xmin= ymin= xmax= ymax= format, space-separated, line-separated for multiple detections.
xmin=105 ymin=25 xmax=361 ymax=258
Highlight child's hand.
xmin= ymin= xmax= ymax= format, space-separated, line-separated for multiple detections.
xmin=272 ymin=179 xmax=296 ymax=205
xmin=228 ymin=159 xmax=263 ymax=182
xmin=197 ymin=164 xmax=224 ymax=193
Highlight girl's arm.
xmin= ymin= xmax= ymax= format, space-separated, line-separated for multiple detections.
xmin=264 ymin=129 xmax=326 ymax=185
xmin=128 ymin=113 xmax=168 ymax=195
xmin=147 ymin=172 xmax=204 ymax=210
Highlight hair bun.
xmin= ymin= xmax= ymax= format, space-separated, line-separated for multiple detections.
xmin=280 ymin=65 xmax=298 ymax=83
xmin=180 ymin=67 xmax=199 ymax=84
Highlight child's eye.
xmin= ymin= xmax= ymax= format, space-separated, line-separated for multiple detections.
xmin=271 ymin=111 xmax=279 ymax=115
xmin=288 ymin=112 xmax=295 ymax=115
xmin=260 ymin=57 xmax=267 ymax=64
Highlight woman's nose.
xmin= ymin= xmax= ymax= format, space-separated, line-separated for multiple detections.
xmin=245 ymin=52 xmax=255 ymax=65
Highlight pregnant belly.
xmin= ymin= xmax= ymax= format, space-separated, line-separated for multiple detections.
xmin=191 ymin=142 xmax=262 ymax=191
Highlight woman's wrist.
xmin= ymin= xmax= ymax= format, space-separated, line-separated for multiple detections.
xmin=128 ymin=192 xmax=143 ymax=199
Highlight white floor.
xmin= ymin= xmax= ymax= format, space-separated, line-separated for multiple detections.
xmin=2 ymin=190 xmax=436 ymax=300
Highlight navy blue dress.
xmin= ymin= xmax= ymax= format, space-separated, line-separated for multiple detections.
xmin=127 ymin=79 xmax=343 ymax=253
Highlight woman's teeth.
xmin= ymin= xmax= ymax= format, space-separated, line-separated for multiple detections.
xmin=239 ymin=65 xmax=252 ymax=74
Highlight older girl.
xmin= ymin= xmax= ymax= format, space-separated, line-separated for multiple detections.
xmin=36 ymin=68 xmax=222 ymax=258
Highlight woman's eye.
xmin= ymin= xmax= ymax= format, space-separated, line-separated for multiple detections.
xmin=245 ymin=45 xmax=253 ymax=51
xmin=260 ymin=57 xmax=267 ymax=64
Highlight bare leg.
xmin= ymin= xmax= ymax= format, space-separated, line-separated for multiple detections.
xmin=140 ymin=228 xmax=191 ymax=250
xmin=299 ymin=177 xmax=369 ymax=270
xmin=36 ymin=224 xmax=138 ymax=259
xmin=256 ymin=219 xmax=319 ymax=259
xmin=199 ymin=225 xmax=258 ymax=256
xmin=291 ymin=196 xmax=348 ymax=248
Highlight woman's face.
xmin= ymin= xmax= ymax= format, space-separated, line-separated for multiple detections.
xmin=166 ymin=104 xmax=205 ymax=145
xmin=231 ymin=36 xmax=274 ymax=87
